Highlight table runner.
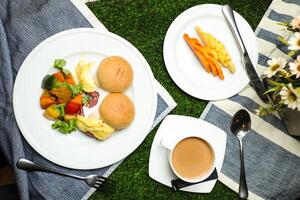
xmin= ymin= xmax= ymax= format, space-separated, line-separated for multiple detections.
xmin=200 ymin=0 xmax=300 ymax=199
xmin=0 ymin=0 xmax=176 ymax=200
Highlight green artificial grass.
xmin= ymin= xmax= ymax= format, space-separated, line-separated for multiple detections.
xmin=87 ymin=0 xmax=272 ymax=199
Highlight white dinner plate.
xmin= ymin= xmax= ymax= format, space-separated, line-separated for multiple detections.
xmin=163 ymin=4 xmax=258 ymax=100
xmin=149 ymin=115 xmax=227 ymax=193
xmin=13 ymin=28 xmax=157 ymax=169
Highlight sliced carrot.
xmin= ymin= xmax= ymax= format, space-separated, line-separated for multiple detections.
xmin=212 ymin=59 xmax=224 ymax=80
xmin=40 ymin=96 xmax=56 ymax=109
xmin=209 ymin=61 xmax=218 ymax=76
xmin=204 ymin=48 xmax=224 ymax=80
xmin=52 ymin=71 xmax=65 ymax=82
xmin=194 ymin=51 xmax=211 ymax=73
xmin=184 ymin=32 xmax=224 ymax=80
xmin=199 ymin=46 xmax=224 ymax=80
xmin=212 ymin=61 xmax=224 ymax=80
xmin=183 ymin=33 xmax=211 ymax=73
xmin=65 ymin=73 xmax=76 ymax=85
xmin=70 ymin=94 xmax=82 ymax=105
xmin=195 ymin=26 xmax=227 ymax=80
xmin=217 ymin=68 xmax=224 ymax=80
xmin=197 ymin=46 xmax=210 ymax=56
xmin=191 ymin=38 xmax=203 ymax=47
xmin=196 ymin=47 xmax=216 ymax=76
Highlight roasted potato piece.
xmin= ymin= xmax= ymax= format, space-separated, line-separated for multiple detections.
xmin=49 ymin=87 xmax=72 ymax=103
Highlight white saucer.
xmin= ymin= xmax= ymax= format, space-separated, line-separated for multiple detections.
xmin=149 ymin=115 xmax=227 ymax=193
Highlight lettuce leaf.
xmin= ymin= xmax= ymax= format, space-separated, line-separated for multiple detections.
xmin=52 ymin=119 xmax=77 ymax=134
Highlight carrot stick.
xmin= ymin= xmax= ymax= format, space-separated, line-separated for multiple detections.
xmin=206 ymin=50 xmax=224 ymax=80
xmin=209 ymin=61 xmax=218 ymax=76
xmin=183 ymin=33 xmax=211 ymax=73
xmin=198 ymin=48 xmax=217 ymax=76
xmin=217 ymin=67 xmax=224 ymax=80
xmin=200 ymin=46 xmax=224 ymax=80
xmin=211 ymin=59 xmax=224 ymax=80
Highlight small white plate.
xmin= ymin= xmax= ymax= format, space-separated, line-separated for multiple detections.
xmin=163 ymin=4 xmax=258 ymax=100
xmin=13 ymin=28 xmax=157 ymax=169
xmin=149 ymin=115 xmax=227 ymax=193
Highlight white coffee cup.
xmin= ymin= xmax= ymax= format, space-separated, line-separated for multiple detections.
xmin=161 ymin=134 xmax=215 ymax=183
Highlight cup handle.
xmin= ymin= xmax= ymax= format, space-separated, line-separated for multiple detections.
xmin=160 ymin=137 xmax=173 ymax=150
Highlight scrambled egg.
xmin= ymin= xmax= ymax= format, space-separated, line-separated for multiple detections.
xmin=76 ymin=115 xmax=115 ymax=140
xmin=76 ymin=60 xmax=96 ymax=92
xmin=195 ymin=26 xmax=236 ymax=73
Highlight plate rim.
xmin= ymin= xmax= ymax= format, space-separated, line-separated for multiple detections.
xmin=163 ymin=4 xmax=257 ymax=100
xmin=13 ymin=28 xmax=157 ymax=169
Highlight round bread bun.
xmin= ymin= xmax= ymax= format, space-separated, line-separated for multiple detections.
xmin=97 ymin=56 xmax=133 ymax=92
xmin=99 ymin=93 xmax=135 ymax=129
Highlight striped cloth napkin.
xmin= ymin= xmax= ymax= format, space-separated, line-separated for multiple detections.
xmin=200 ymin=0 xmax=300 ymax=199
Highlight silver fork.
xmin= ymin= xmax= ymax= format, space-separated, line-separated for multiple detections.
xmin=16 ymin=159 xmax=106 ymax=189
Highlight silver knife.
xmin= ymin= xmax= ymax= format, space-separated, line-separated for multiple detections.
xmin=222 ymin=5 xmax=269 ymax=103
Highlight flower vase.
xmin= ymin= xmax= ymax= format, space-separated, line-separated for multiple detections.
xmin=279 ymin=107 xmax=300 ymax=137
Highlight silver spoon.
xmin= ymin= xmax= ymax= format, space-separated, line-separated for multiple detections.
xmin=230 ymin=109 xmax=251 ymax=199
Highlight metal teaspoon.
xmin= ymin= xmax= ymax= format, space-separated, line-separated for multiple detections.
xmin=230 ymin=109 xmax=251 ymax=199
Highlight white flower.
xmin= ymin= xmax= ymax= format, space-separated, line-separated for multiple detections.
xmin=254 ymin=109 xmax=261 ymax=116
xmin=291 ymin=15 xmax=300 ymax=29
xmin=280 ymin=83 xmax=300 ymax=110
xmin=289 ymin=55 xmax=300 ymax=78
xmin=288 ymin=32 xmax=300 ymax=51
xmin=263 ymin=57 xmax=287 ymax=78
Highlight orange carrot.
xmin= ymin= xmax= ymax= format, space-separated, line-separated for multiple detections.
xmin=199 ymin=50 xmax=214 ymax=74
xmin=209 ymin=61 xmax=218 ymax=76
xmin=199 ymin=46 xmax=224 ymax=80
xmin=195 ymin=26 xmax=227 ymax=79
xmin=206 ymin=50 xmax=224 ymax=80
xmin=53 ymin=72 xmax=65 ymax=82
xmin=183 ymin=33 xmax=211 ymax=73
xmin=65 ymin=73 xmax=76 ymax=85
xmin=194 ymin=51 xmax=211 ymax=73
xmin=40 ymin=96 xmax=56 ymax=109
xmin=70 ymin=94 xmax=82 ymax=105
xmin=211 ymin=59 xmax=224 ymax=80
xmin=197 ymin=47 xmax=217 ymax=76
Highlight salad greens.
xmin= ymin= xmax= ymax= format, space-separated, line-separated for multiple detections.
xmin=55 ymin=104 xmax=65 ymax=117
xmin=82 ymin=94 xmax=91 ymax=105
xmin=53 ymin=59 xmax=70 ymax=75
xmin=54 ymin=82 xmax=83 ymax=97
xmin=52 ymin=119 xmax=77 ymax=134
xmin=41 ymin=58 xmax=100 ymax=135
xmin=67 ymin=83 xmax=83 ymax=97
